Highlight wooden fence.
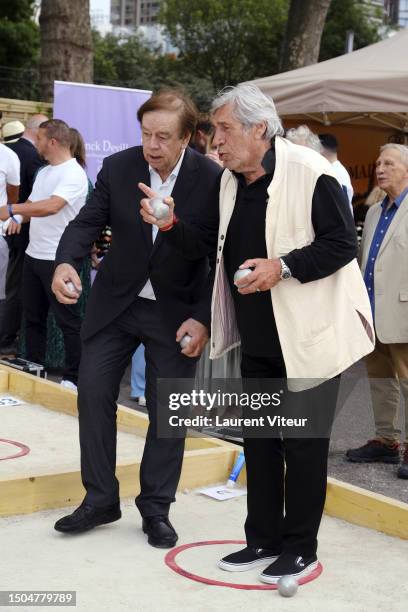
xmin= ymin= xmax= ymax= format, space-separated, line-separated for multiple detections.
xmin=0 ymin=97 xmax=52 ymax=124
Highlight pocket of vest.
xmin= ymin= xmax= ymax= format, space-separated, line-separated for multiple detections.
xmin=399 ymin=290 xmax=408 ymax=301
xmin=300 ymin=325 xmax=335 ymax=346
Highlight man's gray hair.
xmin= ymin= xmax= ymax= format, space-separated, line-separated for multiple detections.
xmin=211 ymin=84 xmax=284 ymax=140
xmin=286 ymin=125 xmax=323 ymax=153
xmin=26 ymin=114 xmax=49 ymax=131
xmin=380 ymin=143 xmax=408 ymax=168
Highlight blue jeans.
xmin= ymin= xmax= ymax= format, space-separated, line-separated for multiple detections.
xmin=131 ymin=343 xmax=146 ymax=397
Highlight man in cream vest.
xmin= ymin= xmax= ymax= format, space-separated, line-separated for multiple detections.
xmin=140 ymin=84 xmax=374 ymax=584
xmin=347 ymin=144 xmax=408 ymax=480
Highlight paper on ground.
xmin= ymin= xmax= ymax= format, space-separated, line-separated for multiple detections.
xmin=198 ymin=485 xmax=247 ymax=501
xmin=0 ymin=396 xmax=26 ymax=407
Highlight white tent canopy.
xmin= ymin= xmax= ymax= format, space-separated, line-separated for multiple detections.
xmin=245 ymin=29 xmax=408 ymax=131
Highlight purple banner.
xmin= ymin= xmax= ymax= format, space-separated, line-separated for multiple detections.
xmin=53 ymin=81 xmax=151 ymax=184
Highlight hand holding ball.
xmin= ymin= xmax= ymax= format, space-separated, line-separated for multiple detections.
xmin=65 ymin=281 xmax=82 ymax=296
xmin=233 ymin=268 xmax=253 ymax=288
xmin=179 ymin=334 xmax=192 ymax=349
xmin=149 ymin=197 xmax=170 ymax=221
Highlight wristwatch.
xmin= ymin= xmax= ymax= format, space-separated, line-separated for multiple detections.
xmin=279 ymin=258 xmax=292 ymax=281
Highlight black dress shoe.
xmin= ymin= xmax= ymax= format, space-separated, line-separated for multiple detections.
xmin=54 ymin=502 xmax=121 ymax=534
xmin=346 ymin=439 xmax=400 ymax=463
xmin=397 ymin=445 xmax=408 ymax=479
xmin=142 ymin=516 xmax=178 ymax=548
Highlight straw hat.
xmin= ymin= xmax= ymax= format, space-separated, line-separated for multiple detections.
xmin=2 ymin=120 xmax=25 ymax=144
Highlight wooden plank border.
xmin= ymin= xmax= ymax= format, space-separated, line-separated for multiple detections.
xmin=325 ymin=477 xmax=408 ymax=540
xmin=0 ymin=368 xmax=238 ymax=516
xmin=1 ymin=367 xmax=407 ymax=540
xmin=0 ymin=447 xmax=237 ymax=517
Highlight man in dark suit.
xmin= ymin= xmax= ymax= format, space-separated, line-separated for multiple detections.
xmin=51 ymin=90 xmax=221 ymax=547
xmin=0 ymin=114 xmax=48 ymax=355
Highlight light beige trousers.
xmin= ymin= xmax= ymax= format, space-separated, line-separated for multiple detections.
xmin=365 ymin=340 xmax=408 ymax=444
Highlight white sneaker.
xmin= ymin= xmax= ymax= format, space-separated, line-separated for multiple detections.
xmin=138 ymin=396 xmax=146 ymax=407
xmin=60 ymin=379 xmax=77 ymax=391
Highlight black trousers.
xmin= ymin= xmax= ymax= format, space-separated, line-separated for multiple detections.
xmin=22 ymin=254 xmax=82 ymax=383
xmin=78 ymin=297 xmax=198 ymax=517
xmin=0 ymin=243 xmax=26 ymax=347
xmin=241 ymin=353 xmax=338 ymax=557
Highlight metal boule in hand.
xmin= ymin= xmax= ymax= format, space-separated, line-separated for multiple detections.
xmin=65 ymin=281 xmax=82 ymax=295
xmin=179 ymin=334 xmax=192 ymax=348
xmin=150 ymin=197 xmax=170 ymax=220
xmin=233 ymin=268 xmax=252 ymax=288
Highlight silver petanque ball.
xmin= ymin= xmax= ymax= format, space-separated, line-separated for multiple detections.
xmin=179 ymin=334 xmax=192 ymax=349
xmin=150 ymin=197 xmax=170 ymax=220
xmin=65 ymin=281 xmax=81 ymax=295
xmin=277 ymin=575 xmax=298 ymax=597
xmin=233 ymin=268 xmax=252 ymax=287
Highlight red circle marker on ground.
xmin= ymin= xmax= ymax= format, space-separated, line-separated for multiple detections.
xmin=0 ymin=438 xmax=30 ymax=461
xmin=165 ymin=540 xmax=323 ymax=590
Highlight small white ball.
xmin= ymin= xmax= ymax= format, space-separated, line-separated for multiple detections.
xmin=180 ymin=334 xmax=192 ymax=348
xmin=150 ymin=197 xmax=170 ymax=220
xmin=277 ymin=575 xmax=298 ymax=597
xmin=233 ymin=268 xmax=252 ymax=287
xmin=65 ymin=281 xmax=81 ymax=295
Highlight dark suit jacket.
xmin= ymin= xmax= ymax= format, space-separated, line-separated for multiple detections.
xmin=55 ymin=146 xmax=221 ymax=340
xmin=7 ymin=137 xmax=44 ymax=202
xmin=7 ymin=137 xmax=45 ymax=250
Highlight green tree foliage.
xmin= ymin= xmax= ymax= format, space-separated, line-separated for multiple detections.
xmin=0 ymin=0 xmax=39 ymax=98
xmin=93 ymin=0 xmax=381 ymax=110
xmin=159 ymin=0 xmax=288 ymax=90
xmin=94 ymin=0 xmax=383 ymax=109
xmin=0 ymin=0 xmax=384 ymax=105
xmin=93 ymin=31 xmax=156 ymax=89
xmin=319 ymin=0 xmax=381 ymax=61
xmin=93 ymin=31 xmax=216 ymax=111
xmin=152 ymin=54 xmax=217 ymax=111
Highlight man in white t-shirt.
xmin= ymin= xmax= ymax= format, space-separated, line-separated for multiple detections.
xmin=0 ymin=119 xmax=88 ymax=387
xmin=0 ymin=142 xmax=20 ymax=306
xmin=319 ymin=133 xmax=354 ymax=212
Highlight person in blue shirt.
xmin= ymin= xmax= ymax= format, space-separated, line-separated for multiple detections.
xmin=346 ymin=143 xmax=408 ymax=479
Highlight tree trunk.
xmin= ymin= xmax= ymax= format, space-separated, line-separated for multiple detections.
xmin=39 ymin=0 xmax=93 ymax=102
xmin=280 ymin=0 xmax=332 ymax=72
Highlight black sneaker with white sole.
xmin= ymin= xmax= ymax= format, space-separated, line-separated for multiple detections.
xmin=218 ymin=547 xmax=280 ymax=572
xmin=260 ymin=553 xmax=318 ymax=584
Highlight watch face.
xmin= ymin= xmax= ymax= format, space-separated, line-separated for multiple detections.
xmin=282 ymin=270 xmax=291 ymax=280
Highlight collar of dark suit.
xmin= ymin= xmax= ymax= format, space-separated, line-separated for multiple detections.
xmin=169 ymin=147 xmax=199 ymax=209
xmin=149 ymin=147 xmax=199 ymax=257
xmin=138 ymin=146 xmax=199 ymax=207
xmin=12 ymin=136 xmax=35 ymax=149
xmin=136 ymin=146 xmax=198 ymax=253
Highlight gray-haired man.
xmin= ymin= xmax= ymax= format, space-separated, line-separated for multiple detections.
xmin=347 ymin=144 xmax=408 ymax=479
xmin=141 ymin=84 xmax=373 ymax=583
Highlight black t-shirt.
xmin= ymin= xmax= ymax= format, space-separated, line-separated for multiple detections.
xmin=224 ymin=165 xmax=282 ymax=357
